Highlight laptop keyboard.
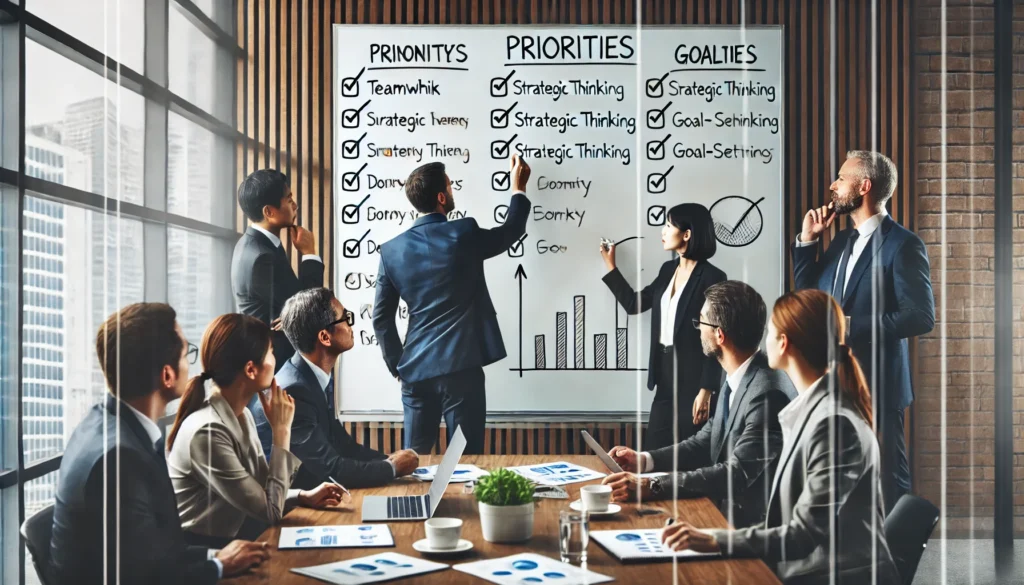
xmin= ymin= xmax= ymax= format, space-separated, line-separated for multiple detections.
xmin=387 ymin=495 xmax=429 ymax=519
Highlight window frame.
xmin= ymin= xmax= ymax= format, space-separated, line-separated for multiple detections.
xmin=0 ymin=1 xmax=240 ymax=583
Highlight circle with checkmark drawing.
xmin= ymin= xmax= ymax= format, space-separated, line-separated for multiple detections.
xmin=710 ymin=195 xmax=765 ymax=247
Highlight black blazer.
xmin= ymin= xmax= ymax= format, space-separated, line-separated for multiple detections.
xmin=252 ymin=353 xmax=395 ymax=489
xmin=231 ymin=226 xmax=325 ymax=368
xmin=648 ymin=352 xmax=795 ymax=528
xmin=49 ymin=396 xmax=220 ymax=585
xmin=602 ymin=259 xmax=727 ymax=400
xmin=792 ymin=215 xmax=934 ymax=409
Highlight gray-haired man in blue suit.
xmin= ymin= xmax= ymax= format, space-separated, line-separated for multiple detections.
xmin=373 ymin=155 xmax=532 ymax=454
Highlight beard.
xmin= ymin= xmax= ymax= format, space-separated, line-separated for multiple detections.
xmin=831 ymin=187 xmax=864 ymax=215
xmin=442 ymin=196 xmax=455 ymax=214
xmin=701 ymin=335 xmax=723 ymax=361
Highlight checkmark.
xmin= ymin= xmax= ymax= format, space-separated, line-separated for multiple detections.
xmin=341 ymin=99 xmax=371 ymax=129
xmin=491 ymin=134 xmax=518 ymax=159
xmin=646 ymin=101 xmax=672 ymax=129
xmin=341 ymin=162 xmax=368 ymax=192
xmin=343 ymin=229 xmax=371 ymax=259
xmin=341 ymin=132 xmax=367 ymax=159
xmin=494 ymin=205 xmax=509 ymax=224
xmin=646 ymin=71 xmax=671 ymax=98
xmin=728 ymin=196 xmax=767 ymax=234
xmin=647 ymin=165 xmax=674 ymax=194
xmin=647 ymin=134 xmax=671 ymax=160
xmin=344 ymin=273 xmax=360 ymax=290
xmin=359 ymin=303 xmax=372 ymax=319
xmin=341 ymin=193 xmax=371 ymax=224
xmin=490 ymin=102 xmax=518 ymax=129
xmin=490 ymin=69 xmax=516 ymax=97
xmin=492 ymin=171 xmax=510 ymax=191
xmin=647 ymin=205 xmax=667 ymax=226
xmin=508 ymin=233 xmax=528 ymax=258
xmin=341 ymin=67 xmax=365 ymax=97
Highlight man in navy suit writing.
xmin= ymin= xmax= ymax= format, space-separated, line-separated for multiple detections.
xmin=373 ymin=155 xmax=532 ymax=454
xmin=793 ymin=150 xmax=934 ymax=512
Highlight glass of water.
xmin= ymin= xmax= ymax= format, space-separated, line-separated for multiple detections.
xmin=559 ymin=509 xmax=590 ymax=564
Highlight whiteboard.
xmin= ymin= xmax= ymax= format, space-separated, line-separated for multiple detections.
xmin=333 ymin=25 xmax=784 ymax=415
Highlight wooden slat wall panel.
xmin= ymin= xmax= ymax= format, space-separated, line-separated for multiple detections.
xmin=238 ymin=0 xmax=914 ymax=454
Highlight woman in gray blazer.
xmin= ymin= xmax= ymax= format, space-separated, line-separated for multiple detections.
xmin=660 ymin=289 xmax=899 ymax=585
xmin=166 ymin=314 xmax=345 ymax=546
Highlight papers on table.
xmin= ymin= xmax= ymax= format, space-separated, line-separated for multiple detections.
xmin=507 ymin=461 xmax=607 ymax=486
xmin=590 ymin=529 xmax=721 ymax=562
xmin=454 ymin=553 xmax=613 ymax=585
xmin=291 ymin=552 xmax=447 ymax=584
xmin=278 ymin=525 xmax=395 ymax=549
xmin=412 ymin=463 xmax=489 ymax=483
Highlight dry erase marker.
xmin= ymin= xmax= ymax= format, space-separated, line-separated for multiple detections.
xmin=600 ymin=237 xmax=615 ymax=251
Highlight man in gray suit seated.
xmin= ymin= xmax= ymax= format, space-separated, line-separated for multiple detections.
xmin=603 ymin=280 xmax=795 ymax=528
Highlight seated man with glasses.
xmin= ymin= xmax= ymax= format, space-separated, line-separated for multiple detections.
xmin=601 ymin=281 xmax=795 ymax=529
xmin=252 ymin=288 xmax=419 ymax=488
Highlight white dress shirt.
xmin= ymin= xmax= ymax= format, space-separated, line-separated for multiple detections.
xmin=777 ymin=375 xmax=825 ymax=445
xmin=300 ymin=354 xmax=396 ymax=477
xmin=640 ymin=352 xmax=757 ymax=473
xmin=124 ymin=401 xmax=223 ymax=577
xmin=251 ymin=224 xmax=323 ymax=264
xmin=796 ymin=211 xmax=887 ymax=298
xmin=659 ymin=270 xmax=689 ymax=346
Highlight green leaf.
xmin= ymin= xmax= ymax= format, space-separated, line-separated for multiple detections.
xmin=473 ymin=468 xmax=535 ymax=506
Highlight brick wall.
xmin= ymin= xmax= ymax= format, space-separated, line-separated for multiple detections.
xmin=912 ymin=0 xmax=1024 ymax=537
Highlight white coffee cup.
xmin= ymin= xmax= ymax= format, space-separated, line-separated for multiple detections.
xmin=424 ymin=517 xmax=463 ymax=550
xmin=580 ymin=484 xmax=612 ymax=512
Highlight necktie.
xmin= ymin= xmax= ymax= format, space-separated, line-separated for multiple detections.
xmin=719 ymin=380 xmax=732 ymax=427
xmin=154 ymin=438 xmax=166 ymax=462
xmin=324 ymin=377 xmax=335 ymax=415
xmin=832 ymin=231 xmax=860 ymax=303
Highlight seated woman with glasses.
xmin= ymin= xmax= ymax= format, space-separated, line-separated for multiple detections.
xmin=166 ymin=313 xmax=346 ymax=547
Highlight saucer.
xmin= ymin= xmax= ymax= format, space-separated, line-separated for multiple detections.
xmin=569 ymin=500 xmax=622 ymax=516
xmin=412 ymin=538 xmax=474 ymax=555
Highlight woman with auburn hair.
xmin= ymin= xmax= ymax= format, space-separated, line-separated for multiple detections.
xmin=166 ymin=313 xmax=345 ymax=546
xmin=659 ymin=290 xmax=899 ymax=585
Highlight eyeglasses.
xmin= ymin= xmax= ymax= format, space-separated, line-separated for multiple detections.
xmin=325 ymin=309 xmax=355 ymax=330
xmin=691 ymin=318 xmax=719 ymax=330
xmin=186 ymin=342 xmax=199 ymax=364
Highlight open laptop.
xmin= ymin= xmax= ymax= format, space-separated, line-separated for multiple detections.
xmin=581 ymin=430 xmax=667 ymax=479
xmin=361 ymin=426 xmax=467 ymax=522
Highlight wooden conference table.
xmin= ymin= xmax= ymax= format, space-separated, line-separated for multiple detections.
xmin=228 ymin=456 xmax=781 ymax=584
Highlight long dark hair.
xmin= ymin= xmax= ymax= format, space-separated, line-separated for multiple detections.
xmin=771 ymin=290 xmax=873 ymax=426
xmin=166 ymin=314 xmax=272 ymax=450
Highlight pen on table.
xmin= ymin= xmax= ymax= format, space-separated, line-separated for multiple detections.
xmin=664 ymin=517 xmax=676 ymax=527
xmin=328 ymin=476 xmax=352 ymax=498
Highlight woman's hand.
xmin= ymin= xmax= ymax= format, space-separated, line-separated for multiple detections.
xmin=661 ymin=521 xmax=720 ymax=553
xmin=600 ymin=242 xmax=616 ymax=271
xmin=693 ymin=388 xmax=712 ymax=425
xmin=257 ymin=379 xmax=295 ymax=449
xmin=297 ymin=482 xmax=348 ymax=509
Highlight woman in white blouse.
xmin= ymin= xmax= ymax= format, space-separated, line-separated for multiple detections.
xmin=600 ymin=203 xmax=726 ymax=449
xmin=660 ymin=290 xmax=899 ymax=585
xmin=166 ymin=314 xmax=345 ymax=547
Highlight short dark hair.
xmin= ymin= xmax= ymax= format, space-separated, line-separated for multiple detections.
xmin=404 ymin=162 xmax=447 ymax=214
xmin=237 ymin=169 xmax=288 ymax=222
xmin=666 ymin=203 xmax=717 ymax=261
xmin=281 ymin=287 xmax=338 ymax=353
xmin=95 ymin=303 xmax=183 ymax=400
xmin=704 ymin=281 xmax=766 ymax=353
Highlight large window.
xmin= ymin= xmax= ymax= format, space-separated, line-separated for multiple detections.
xmin=1 ymin=2 xmax=240 ymax=584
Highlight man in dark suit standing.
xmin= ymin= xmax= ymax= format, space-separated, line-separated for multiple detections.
xmin=232 ymin=169 xmax=324 ymax=371
xmin=793 ymin=150 xmax=935 ymax=512
xmin=601 ymin=281 xmax=795 ymax=529
xmin=373 ymin=155 xmax=532 ymax=455
xmin=252 ymin=288 xmax=419 ymax=488
xmin=49 ymin=303 xmax=269 ymax=585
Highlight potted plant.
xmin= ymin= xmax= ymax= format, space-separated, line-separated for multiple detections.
xmin=474 ymin=468 xmax=536 ymax=543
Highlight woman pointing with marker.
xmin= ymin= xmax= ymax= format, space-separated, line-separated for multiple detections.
xmin=599 ymin=203 xmax=725 ymax=449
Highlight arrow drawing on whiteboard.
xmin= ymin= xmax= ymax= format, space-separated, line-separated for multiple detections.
xmin=514 ymin=264 xmax=527 ymax=378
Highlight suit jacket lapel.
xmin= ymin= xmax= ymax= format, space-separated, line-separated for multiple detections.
xmin=841 ymin=216 xmax=893 ymax=309
xmin=291 ymin=353 xmax=328 ymax=412
xmin=822 ymin=229 xmax=851 ymax=292
xmin=672 ymin=261 xmax=705 ymax=337
xmin=710 ymin=379 xmax=729 ymax=459
xmin=766 ymin=387 xmax=829 ymax=523
xmin=712 ymin=353 xmax=766 ymax=461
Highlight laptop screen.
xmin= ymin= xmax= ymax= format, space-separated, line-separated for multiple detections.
xmin=426 ymin=426 xmax=468 ymax=516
